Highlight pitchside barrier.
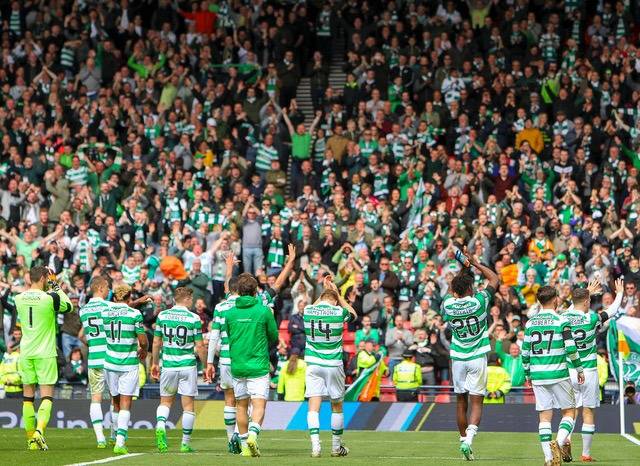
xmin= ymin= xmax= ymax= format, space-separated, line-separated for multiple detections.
xmin=0 ymin=399 xmax=638 ymax=433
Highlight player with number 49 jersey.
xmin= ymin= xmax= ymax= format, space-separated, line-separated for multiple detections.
xmin=154 ymin=305 xmax=202 ymax=370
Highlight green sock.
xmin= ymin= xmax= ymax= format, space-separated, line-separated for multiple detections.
xmin=23 ymin=401 xmax=36 ymax=439
xmin=36 ymin=399 xmax=53 ymax=433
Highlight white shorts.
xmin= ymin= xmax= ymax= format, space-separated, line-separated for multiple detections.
xmin=88 ymin=368 xmax=105 ymax=396
xmin=533 ymin=379 xmax=576 ymax=411
xmin=570 ymin=369 xmax=600 ymax=408
xmin=105 ymin=367 xmax=140 ymax=397
xmin=219 ymin=365 xmax=233 ymax=390
xmin=233 ymin=374 xmax=270 ymax=400
xmin=305 ymin=364 xmax=346 ymax=401
xmin=452 ymin=357 xmax=487 ymax=396
xmin=160 ymin=367 xmax=198 ymax=397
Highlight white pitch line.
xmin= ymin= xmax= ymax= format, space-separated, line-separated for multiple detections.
xmin=622 ymin=433 xmax=640 ymax=446
xmin=64 ymin=453 xmax=145 ymax=466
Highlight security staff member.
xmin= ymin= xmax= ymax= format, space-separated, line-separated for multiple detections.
xmin=484 ymin=353 xmax=511 ymax=404
xmin=393 ymin=350 xmax=422 ymax=401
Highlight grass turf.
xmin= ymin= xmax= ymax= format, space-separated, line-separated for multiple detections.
xmin=1 ymin=428 xmax=639 ymax=465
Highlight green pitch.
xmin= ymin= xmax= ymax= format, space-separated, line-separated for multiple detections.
xmin=1 ymin=429 xmax=638 ymax=465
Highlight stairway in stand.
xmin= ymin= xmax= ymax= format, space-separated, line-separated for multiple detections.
xmin=288 ymin=30 xmax=347 ymax=195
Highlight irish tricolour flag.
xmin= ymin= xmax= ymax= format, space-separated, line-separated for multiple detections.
xmin=607 ymin=315 xmax=640 ymax=385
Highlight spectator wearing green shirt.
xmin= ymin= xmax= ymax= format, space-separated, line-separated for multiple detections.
xmin=494 ymin=335 xmax=526 ymax=387
xmin=0 ymin=227 xmax=62 ymax=268
xmin=127 ymin=51 xmax=166 ymax=79
xmin=282 ymin=107 xmax=322 ymax=179
xmin=355 ymin=316 xmax=380 ymax=347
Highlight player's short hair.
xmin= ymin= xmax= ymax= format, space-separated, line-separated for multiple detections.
xmin=113 ymin=284 xmax=132 ymax=302
xmin=571 ymin=288 xmax=589 ymax=304
xmin=228 ymin=276 xmax=239 ymax=294
xmin=174 ymin=286 xmax=193 ymax=303
xmin=451 ymin=269 xmax=474 ymax=297
xmin=537 ymin=286 xmax=557 ymax=306
xmin=236 ymin=273 xmax=258 ymax=296
xmin=319 ymin=288 xmax=340 ymax=304
xmin=90 ymin=276 xmax=110 ymax=294
xmin=30 ymin=266 xmax=49 ymax=283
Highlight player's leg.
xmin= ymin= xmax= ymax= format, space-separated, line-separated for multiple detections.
xmin=578 ymin=370 xmax=599 ymax=461
xmin=555 ymin=379 xmax=577 ymax=449
xmin=27 ymin=357 xmax=57 ymax=450
xmin=156 ymin=369 xmax=177 ymax=453
xmin=308 ymin=396 xmax=322 ymax=457
xmin=220 ymin=364 xmax=239 ymax=451
xmin=155 ymin=395 xmax=174 ymax=453
xmin=538 ymin=409 xmax=556 ymax=465
xmin=177 ymin=368 xmax=198 ymax=453
xmin=452 ymin=360 xmax=469 ymax=440
xmin=580 ymin=407 xmax=596 ymax=461
xmin=22 ymin=383 xmax=38 ymax=449
xmin=179 ymin=395 xmax=196 ymax=452
xmin=114 ymin=394 xmax=133 ymax=454
xmin=305 ymin=365 xmax=326 ymax=456
xmin=110 ymin=396 xmax=120 ymax=444
xmin=563 ymin=369 xmax=582 ymax=461
xmin=329 ymin=365 xmax=348 ymax=457
xmin=245 ymin=374 xmax=269 ymax=457
xmin=462 ymin=356 xmax=488 ymax=456
xmin=113 ymin=367 xmax=140 ymax=455
xmin=89 ymin=368 xmax=107 ymax=448
xmin=233 ymin=377 xmax=251 ymax=456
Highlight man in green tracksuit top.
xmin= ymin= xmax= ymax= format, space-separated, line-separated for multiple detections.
xmin=224 ymin=273 xmax=278 ymax=458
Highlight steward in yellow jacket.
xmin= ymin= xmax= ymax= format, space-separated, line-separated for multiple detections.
xmin=484 ymin=354 xmax=511 ymax=404
xmin=277 ymin=349 xmax=307 ymax=401
xmin=393 ymin=350 xmax=422 ymax=401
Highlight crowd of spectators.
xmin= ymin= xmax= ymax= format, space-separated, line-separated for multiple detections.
xmin=1 ymin=0 xmax=640 ymax=396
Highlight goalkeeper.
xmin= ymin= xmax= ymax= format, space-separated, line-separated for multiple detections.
xmin=15 ymin=266 xmax=73 ymax=450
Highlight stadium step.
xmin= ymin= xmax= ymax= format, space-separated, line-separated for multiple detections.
xmin=287 ymin=29 xmax=346 ymax=196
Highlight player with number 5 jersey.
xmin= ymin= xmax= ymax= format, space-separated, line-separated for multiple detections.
xmin=78 ymin=276 xmax=111 ymax=449
xmin=303 ymin=276 xmax=357 ymax=458
xmin=440 ymin=247 xmax=499 ymax=461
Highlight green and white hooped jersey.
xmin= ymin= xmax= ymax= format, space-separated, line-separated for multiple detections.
xmin=303 ymin=301 xmax=353 ymax=367
xmin=441 ymin=290 xmax=492 ymax=361
xmin=79 ymin=297 xmax=109 ymax=369
xmin=154 ymin=305 xmax=203 ymax=371
xmin=563 ymin=310 xmax=600 ymax=371
xmin=211 ymin=295 xmax=237 ymax=366
xmin=522 ymin=311 xmax=582 ymax=385
xmin=103 ymin=302 xmax=145 ymax=372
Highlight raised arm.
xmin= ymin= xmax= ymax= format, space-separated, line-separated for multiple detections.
xmin=272 ymin=244 xmax=296 ymax=292
xmin=466 ymin=246 xmax=499 ymax=291
xmin=309 ymin=110 xmax=322 ymax=134
xmin=282 ymin=107 xmax=295 ymax=135
xmin=600 ymin=278 xmax=624 ymax=322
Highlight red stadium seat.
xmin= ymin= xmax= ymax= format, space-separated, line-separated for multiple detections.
xmin=343 ymin=343 xmax=356 ymax=356
xmin=279 ymin=319 xmax=289 ymax=330
xmin=344 ymin=331 xmax=355 ymax=344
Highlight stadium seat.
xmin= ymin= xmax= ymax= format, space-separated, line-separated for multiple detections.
xmin=344 ymin=331 xmax=355 ymax=344
xmin=343 ymin=343 xmax=356 ymax=356
xmin=279 ymin=319 xmax=289 ymax=330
